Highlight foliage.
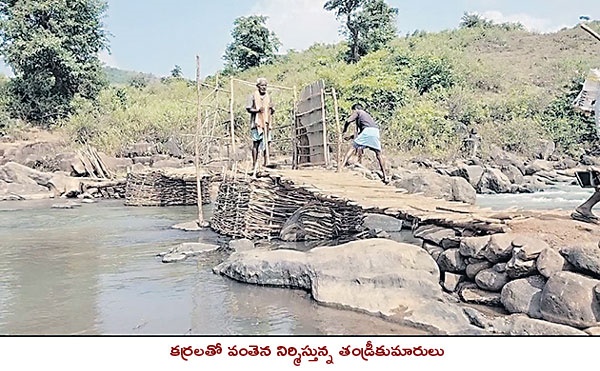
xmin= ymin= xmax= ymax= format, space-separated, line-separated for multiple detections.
xmin=459 ymin=11 xmax=524 ymax=31
xmin=223 ymin=15 xmax=281 ymax=72
xmin=103 ymin=66 xmax=158 ymax=85
xmin=170 ymin=65 xmax=183 ymax=78
xmin=57 ymin=20 xmax=600 ymax=162
xmin=541 ymin=76 xmax=597 ymax=156
xmin=324 ymin=0 xmax=397 ymax=63
xmin=0 ymin=0 xmax=109 ymax=126
xmin=459 ymin=12 xmax=493 ymax=29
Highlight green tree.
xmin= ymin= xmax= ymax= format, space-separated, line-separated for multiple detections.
xmin=170 ymin=65 xmax=183 ymax=78
xmin=0 ymin=0 xmax=109 ymax=125
xmin=223 ymin=15 xmax=281 ymax=72
xmin=459 ymin=12 xmax=493 ymax=28
xmin=324 ymin=0 xmax=397 ymax=63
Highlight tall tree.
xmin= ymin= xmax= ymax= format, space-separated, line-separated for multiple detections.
xmin=325 ymin=0 xmax=397 ymax=63
xmin=223 ymin=15 xmax=281 ymax=72
xmin=0 ymin=0 xmax=109 ymax=125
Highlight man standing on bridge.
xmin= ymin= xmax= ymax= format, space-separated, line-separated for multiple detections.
xmin=341 ymin=103 xmax=389 ymax=184
xmin=247 ymin=77 xmax=275 ymax=175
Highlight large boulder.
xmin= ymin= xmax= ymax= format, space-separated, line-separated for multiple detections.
xmin=391 ymin=171 xmax=476 ymax=204
xmin=451 ymin=164 xmax=484 ymax=188
xmin=537 ymin=247 xmax=568 ymax=278
xmin=477 ymin=167 xmax=512 ymax=194
xmin=540 ymin=271 xmax=600 ymax=328
xmin=474 ymin=268 xmax=509 ymax=292
xmin=501 ymin=275 xmax=546 ymax=318
xmin=213 ymin=238 xmax=477 ymax=334
xmin=560 ymin=244 xmax=600 ymax=279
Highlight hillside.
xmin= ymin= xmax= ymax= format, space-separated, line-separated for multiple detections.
xmin=57 ymin=22 xmax=600 ymax=160
xmin=103 ymin=66 xmax=160 ymax=85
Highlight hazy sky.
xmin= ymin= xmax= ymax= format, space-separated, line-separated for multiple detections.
xmin=2 ymin=0 xmax=599 ymax=78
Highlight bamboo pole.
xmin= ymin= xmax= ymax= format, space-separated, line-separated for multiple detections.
xmin=292 ymin=85 xmax=298 ymax=170
xmin=231 ymin=77 xmax=294 ymax=91
xmin=581 ymin=23 xmax=600 ymax=42
xmin=194 ymin=55 xmax=206 ymax=226
xmin=320 ymin=87 xmax=328 ymax=166
xmin=229 ymin=77 xmax=236 ymax=165
xmin=331 ymin=88 xmax=342 ymax=172
xmin=209 ymin=73 xmax=220 ymax=164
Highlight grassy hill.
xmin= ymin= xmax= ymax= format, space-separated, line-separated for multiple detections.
xmin=103 ymin=66 xmax=160 ymax=86
xmin=60 ymin=22 xmax=600 ymax=160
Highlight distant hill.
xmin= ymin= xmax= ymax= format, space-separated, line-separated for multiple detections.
xmin=103 ymin=66 xmax=160 ymax=85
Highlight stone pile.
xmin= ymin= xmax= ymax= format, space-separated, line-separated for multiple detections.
xmin=414 ymin=224 xmax=600 ymax=332
xmin=124 ymin=167 xmax=210 ymax=206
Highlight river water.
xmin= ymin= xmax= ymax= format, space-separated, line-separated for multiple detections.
xmin=0 ymin=198 xmax=424 ymax=335
xmin=0 ymin=183 xmax=590 ymax=335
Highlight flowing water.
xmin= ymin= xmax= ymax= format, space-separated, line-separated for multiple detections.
xmin=0 ymin=199 xmax=423 ymax=335
xmin=0 ymin=183 xmax=587 ymax=335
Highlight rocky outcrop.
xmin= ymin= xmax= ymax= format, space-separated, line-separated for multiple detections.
xmin=213 ymin=238 xmax=478 ymax=334
xmin=390 ymin=171 xmax=476 ymax=204
xmin=413 ymin=223 xmax=600 ymax=334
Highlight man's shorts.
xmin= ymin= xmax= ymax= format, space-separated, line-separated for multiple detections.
xmin=250 ymin=128 xmax=272 ymax=152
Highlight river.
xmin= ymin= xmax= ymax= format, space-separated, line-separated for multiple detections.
xmin=0 ymin=183 xmax=590 ymax=335
xmin=0 ymin=198 xmax=424 ymax=335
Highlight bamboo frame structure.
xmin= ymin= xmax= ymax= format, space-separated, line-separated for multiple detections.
xmin=194 ymin=55 xmax=205 ymax=225
xmin=331 ymin=88 xmax=342 ymax=172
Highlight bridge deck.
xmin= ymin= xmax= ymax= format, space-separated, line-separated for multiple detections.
xmin=271 ymin=168 xmax=600 ymax=248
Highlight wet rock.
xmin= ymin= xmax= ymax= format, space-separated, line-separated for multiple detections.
xmin=501 ymin=164 xmax=524 ymax=184
xmin=51 ymin=202 xmax=81 ymax=209
xmin=450 ymin=177 xmax=476 ymax=204
xmin=501 ymin=275 xmax=546 ymax=318
xmin=228 ymin=238 xmax=254 ymax=252
xmin=474 ymin=268 xmax=509 ymax=292
xmin=524 ymin=160 xmax=554 ymax=175
xmin=159 ymin=242 xmax=220 ymax=263
xmin=540 ymin=271 xmax=600 ymax=328
xmin=451 ymin=165 xmax=484 ymax=188
xmin=363 ymin=214 xmax=403 ymax=232
xmin=172 ymin=221 xmax=205 ymax=231
xmin=477 ymin=168 xmax=512 ymax=194
xmin=132 ymin=156 xmax=153 ymax=166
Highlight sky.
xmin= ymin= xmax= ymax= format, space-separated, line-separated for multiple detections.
xmin=2 ymin=0 xmax=600 ymax=79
